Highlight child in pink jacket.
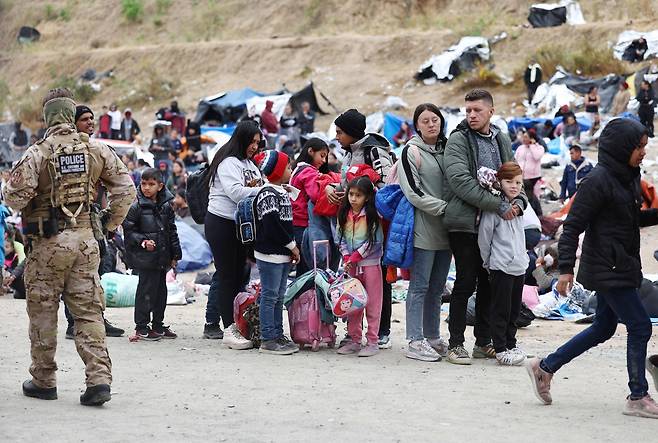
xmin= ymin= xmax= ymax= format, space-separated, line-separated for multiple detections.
xmin=514 ymin=132 xmax=544 ymax=215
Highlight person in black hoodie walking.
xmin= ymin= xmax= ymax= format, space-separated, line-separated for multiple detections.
xmin=123 ymin=168 xmax=182 ymax=341
xmin=637 ymin=80 xmax=655 ymax=138
xmin=526 ymin=118 xmax=658 ymax=419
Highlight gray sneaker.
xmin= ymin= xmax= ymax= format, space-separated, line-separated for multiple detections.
xmin=648 ymin=355 xmax=658 ymax=392
xmin=427 ymin=337 xmax=449 ymax=358
xmin=277 ymin=336 xmax=300 ymax=353
xmin=259 ymin=339 xmax=296 ymax=355
xmin=447 ymin=345 xmax=472 ymax=365
xmin=406 ymin=339 xmax=441 ymax=362
xmin=472 ymin=343 xmax=497 ymax=359
xmin=358 ymin=343 xmax=379 ymax=357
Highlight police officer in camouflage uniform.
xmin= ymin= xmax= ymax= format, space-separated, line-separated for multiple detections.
xmin=3 ymin=88 xmax=136 ymax=406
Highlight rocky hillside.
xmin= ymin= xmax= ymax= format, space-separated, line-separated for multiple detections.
xmin=1 ymin=0 xmax=657 ymax=129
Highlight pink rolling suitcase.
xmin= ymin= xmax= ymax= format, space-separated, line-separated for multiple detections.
xmin=288 ymin=240 xmax=336 ymax=351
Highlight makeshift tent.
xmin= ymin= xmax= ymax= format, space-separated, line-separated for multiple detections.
xmin=17 ymin=26 xmax=40 ymax=43
xmin=507 ymin=115 xmax=591 ymax=135
xmin=382 ymin=113 xmax=413 ymax=146
xmin=415 ymin=37 xmax=490 ymax=83
xmin=245 ymin=93 xmax=292 ymax=120
xmin=175 ymin=221 xmax=213 ymax=272
xmin=288 ymin=83 xmax=328 ymax=115
xmin=528 ymin=1 xmax=585 ymax=28
xmin=614 ymin=30 xmax=658 ymax=62
xmin=193 ymin=88 xmax=265 ymax=125
xmin=532 ymin=69 xmax=623 ymax=114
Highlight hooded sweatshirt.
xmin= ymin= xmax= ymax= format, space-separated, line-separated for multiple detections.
xmin=558 ymin=118 xmax=658 ymax=291
xmin=260 ymin=100 xmax=279 ymax=134
xmin=398 ymin=134 xmax=450 ymax=250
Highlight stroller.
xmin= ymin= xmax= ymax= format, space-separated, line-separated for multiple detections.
xmin=284 ymin=240 xmax=336 ymax=351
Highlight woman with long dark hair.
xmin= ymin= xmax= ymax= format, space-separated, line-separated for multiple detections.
xmin=203 ymin=121 xmax=264 ymax=348
xmin=398 ymin=103 xmax=452 ymax=362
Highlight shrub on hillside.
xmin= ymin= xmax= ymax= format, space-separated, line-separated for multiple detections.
xmin=49 ymin=76 xmax=97 ymax=103
xmin=122 ymin=0 xmax=143 ymax=22
xmin=534 ymin=42 xmax=627 ymax=77
xmin=461 ymin=65 xmax=502 ymax=89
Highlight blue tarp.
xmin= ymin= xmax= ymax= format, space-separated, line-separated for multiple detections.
xmin=200 ymin=125 xmax=236 ymax=136
xmin=208 ymin=88 xmax=264 ymax=108
xmin=507 ymin=116 xmax=591 ymax=135
xmin=175 ymin=221 xmax=213 ymax=272
xmin=383 ymin=113 xmax=413 ymax=146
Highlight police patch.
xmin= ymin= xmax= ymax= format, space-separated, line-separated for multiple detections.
xmin=58 ymin=153 xmax=87 ymax=174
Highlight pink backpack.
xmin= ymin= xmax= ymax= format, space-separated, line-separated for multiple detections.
xmin=386 ymin=144 xmax=421 ymax=184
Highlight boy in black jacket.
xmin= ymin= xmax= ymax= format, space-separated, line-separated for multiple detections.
xmin=123 ymin=168 xmax=182 ymax=341
xmin=253 ymin=150 xmax=300 ymax=355
xmin=526 ymin=118 xmax=658 ymax=418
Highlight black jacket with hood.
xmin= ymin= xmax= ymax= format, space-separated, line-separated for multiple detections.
xmin=558 ymin=118 xmax=658 ymax=291
xmin=123 ymin=187 xmax=182 ymax=270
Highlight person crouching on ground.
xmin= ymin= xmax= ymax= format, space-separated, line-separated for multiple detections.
xmin=478 ymin=162 xmax=529 ymax=366
xmin=335 ymin=176 xmax=384 ymax=357
xmin=123 ymin=167 xmax=182 ymax=341
xmin=526 ymin=118 xmax=658 ymax=419
xmin=252 ymin=150 xmax=301 ymax=355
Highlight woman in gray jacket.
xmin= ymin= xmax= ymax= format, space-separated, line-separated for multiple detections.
xmin=398 ymin=103 xmax=452 ymax=362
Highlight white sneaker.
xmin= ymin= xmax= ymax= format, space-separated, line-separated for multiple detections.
xmin=427 ymin=337 xmax=449 ymax=358
xmin=496 ymin=350 xmax=525 ymax=366
xmin=223 ymin=324 xmax=254 ymax=350
xmin=509 ymin=347 xmax=527 ymax=358
xmin=405 ymin=339 xmax=441 ymax=362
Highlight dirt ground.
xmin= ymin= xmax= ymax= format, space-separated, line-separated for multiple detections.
xmin=1 ymin=284 xmax=657 ymax=442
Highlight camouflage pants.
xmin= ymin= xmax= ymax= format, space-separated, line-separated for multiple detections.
xmin=25 ymin=228 xmax=112 ymax=388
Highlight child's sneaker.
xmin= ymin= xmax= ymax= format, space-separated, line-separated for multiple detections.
xmin=427 ymin=337 xmax=449 ymax=358
xmin=135 ymin=328 xmax=161 ymax=341
xmin=525 ymin=357 xmax=553 ymax=405
xmin=378 ymin=334 xmax=392 ymax=349
xmin=647 ymin=355 xmax=658 ymax=392
xmin=446 ymin=345 xmax=472 ymax=365
xmin=259 ymin=339 xmax=296 ymax=355
xmin=336 ymin=342 xmax=361 ymax=355
xmin=358 ymin=343 xmax=379 ymax=357
xmin=473 ymin=343 xmax=497 ymax=359
xmin=277 ymin=336 xmax=299 ymax=353
xmin=203 ymin=323 xmax=224 ymax=339
xmin=223 ymin=324 xmax=253 ymax=350
xmin=496 ymin=350 xmax=525 ymax=366
xmin=406 ymin=339 xmax=441 ymax=362
xmin=153 ymin=326 xmax=177 ymax=339
xmin=623 ymin=394 xmax=658 ymax=419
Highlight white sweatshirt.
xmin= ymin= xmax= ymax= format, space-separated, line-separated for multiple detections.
xmin=208 ymin=157 xmax=263 ymax=220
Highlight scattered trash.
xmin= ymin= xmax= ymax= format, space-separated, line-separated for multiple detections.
xmin=17 ymin=26 xmax=40 ymax=44
xmin=415 ymin=36 xmax=490 ymax=83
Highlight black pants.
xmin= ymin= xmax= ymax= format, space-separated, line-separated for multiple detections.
xmin=639 ymin=106 xmax=655 ymax=138
xmin=527 ymin=84 xmax=539 ymax=103
xmin=524 ymin=178 xmax=543 ymax=216
xmin=448 ymin=232 xmax=491 ymax=348
xmin=134 ymin=268 xmax=168 ymax=330
xmin=489 ymin=270 xmax=524 ymax=353
xmin=293 ymin=226 xmax=310 ymax=276
xmin=205 ymin=212 xmax=248 ymax=327
xmin=378 ymin=264 xmax=392 ymax=336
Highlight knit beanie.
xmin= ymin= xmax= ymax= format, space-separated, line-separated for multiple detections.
xmin=254 ymin=150 xmax=289 ymax=183
xmin=334 ymin=108 xmax=366 ymax=140
xmin=75 ymin=105 xmax=94 ymax=123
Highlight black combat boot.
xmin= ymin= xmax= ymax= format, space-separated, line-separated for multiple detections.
xmin=80 ymin=384 xmax=111 ymax=406
xmin=104 ymin=319 xmax=125 ymax=337
xmin=22 ymin=380 xmax=57 ymax=400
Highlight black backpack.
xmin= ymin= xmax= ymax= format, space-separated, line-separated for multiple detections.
xmin=186 ymin=163 xmax=211 ymax=224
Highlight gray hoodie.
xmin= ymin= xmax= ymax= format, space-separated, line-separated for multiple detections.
xmin=478 ymin=205 xmax=528 ymax=276
xmin=398 ymin=135 xmax=450 ymax=250
xmin=338 ymin=132 xmax=392 ymax=190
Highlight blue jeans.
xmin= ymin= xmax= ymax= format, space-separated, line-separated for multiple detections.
xmin=405 ymin=248 xmax=452 ymax=341
xmin=302 ymin=201 xmax=340 ymax=271
xmin=541 ymin=288 xmax=652 ymax=399
xmin=256 ymin=259 xmax=291 ymax=341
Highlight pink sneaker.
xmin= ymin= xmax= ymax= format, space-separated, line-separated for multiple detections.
xmin=525 ymin=357 xmax=553 ymax=405
xmin=358 ymin=343 xmax=379 ymax=357
xmin=336 ymin=342 xmax=361 ymax=355
xmin=623 ymin=394 xmax=658 ymax=419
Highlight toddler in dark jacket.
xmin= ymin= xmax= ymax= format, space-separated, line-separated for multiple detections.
xmin=123 ymin=168 xmax=182 ymax=341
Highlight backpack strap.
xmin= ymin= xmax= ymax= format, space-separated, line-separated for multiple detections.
xmin=401 ymin=145 xmax=424 ymax=197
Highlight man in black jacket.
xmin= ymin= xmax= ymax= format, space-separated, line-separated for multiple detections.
xmin=527 ymin=118 xmax=658 ymax=419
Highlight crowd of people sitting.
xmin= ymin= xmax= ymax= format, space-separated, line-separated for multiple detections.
xmin=2 ymin=84 xmax=658 ymax=417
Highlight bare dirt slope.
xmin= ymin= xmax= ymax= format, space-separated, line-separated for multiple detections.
xmin=1 ymin=0 xmax=658 ymax=128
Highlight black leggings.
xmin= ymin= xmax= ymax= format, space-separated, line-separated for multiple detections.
xmin=204 ymin=212 xmax=249 ymax=327
xmin=524 ymin=178 xmax=543 ymax=216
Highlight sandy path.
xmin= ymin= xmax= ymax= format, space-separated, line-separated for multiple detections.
xmin=1 ymin=289 xmax=657 ymax=442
